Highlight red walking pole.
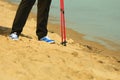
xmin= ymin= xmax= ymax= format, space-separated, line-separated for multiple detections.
xmin=60 ymin=0 xmax=67 ymax=46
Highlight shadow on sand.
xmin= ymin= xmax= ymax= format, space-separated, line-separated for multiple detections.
xmin=0 ymin=26 xmax=11 ymax=36
xmin=0 ymin=26 xmax=32 ymax=39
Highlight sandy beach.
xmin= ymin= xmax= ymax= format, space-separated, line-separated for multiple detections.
xmin=0 ymin=0 xmax=120 ymax=80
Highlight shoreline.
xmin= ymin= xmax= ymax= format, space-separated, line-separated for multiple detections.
xmin=1 ymin=0 xmax=120 ymax=80
xmin=1 ymin=0 xmax=120 ymax=60
xmin=4 ymin=0 xmax=120 ymax=50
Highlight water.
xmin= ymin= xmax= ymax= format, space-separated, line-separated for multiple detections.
xmin=7 ymin=0 xmax=120 ymax=49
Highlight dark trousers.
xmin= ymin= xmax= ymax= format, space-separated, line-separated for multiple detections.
xmin=11 ymin=0 xmax=52 ymax=39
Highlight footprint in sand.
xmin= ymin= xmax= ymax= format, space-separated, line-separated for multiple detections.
xmin=117 ymin=61 xmax=120 ymax=63
xmin=71 ymin=52 xmax=79 ymax=57
xmin=98 ymin=60 xmax=104 ymax=64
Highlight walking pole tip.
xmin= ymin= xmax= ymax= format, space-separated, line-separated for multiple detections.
xmin=61 ymin=41 xmax=67 ymax=46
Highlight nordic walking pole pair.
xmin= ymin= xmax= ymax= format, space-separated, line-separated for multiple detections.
xmin=60 ymin=0 xmax=67 ymax=46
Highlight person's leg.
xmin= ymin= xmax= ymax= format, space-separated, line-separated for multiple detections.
xmin=11 ymin=0 xmax=36 ymax=36
xmin=36 ymin=0 xmax=52 ymax=39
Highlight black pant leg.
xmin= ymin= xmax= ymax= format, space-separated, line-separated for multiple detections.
xmin=11 ymin=0 xmax=36 ymax=35
xmin=36 ymin=0 xmax=52 ymax=39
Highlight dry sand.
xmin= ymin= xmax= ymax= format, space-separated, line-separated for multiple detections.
xmin=0 ymin=0 xmax=120 ymax=80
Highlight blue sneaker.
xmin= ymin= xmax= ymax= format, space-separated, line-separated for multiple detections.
xmin=9 ymin=32 xmax=18 ymax=40
xmin=40 ymin=36 xmax=55 ymax=44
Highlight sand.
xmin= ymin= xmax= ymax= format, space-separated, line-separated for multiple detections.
xmin=0 ymin=0 xmax=120 ymax=80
